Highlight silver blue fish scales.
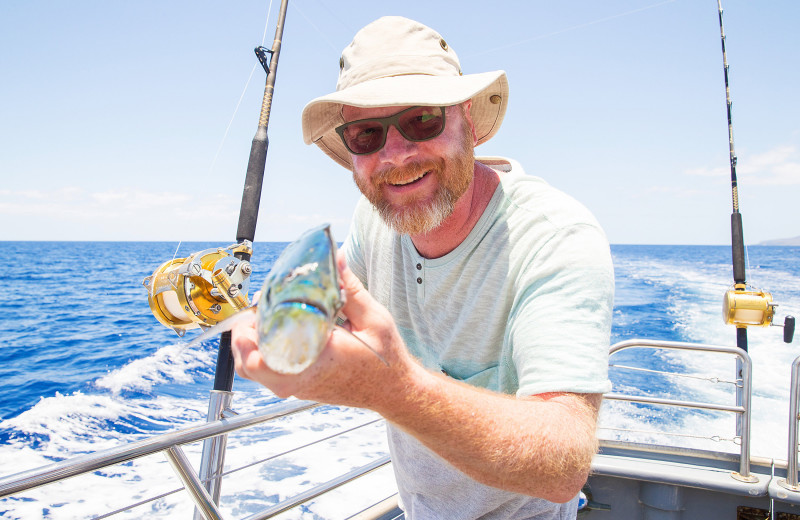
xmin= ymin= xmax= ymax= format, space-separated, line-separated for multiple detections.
xmin=257 ymin=224 xmax=343 ymax=374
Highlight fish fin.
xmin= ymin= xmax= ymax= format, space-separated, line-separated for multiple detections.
xmin=185 ymin=306 xmax=258 ymax=349
xmin=334 ymin=325 xmax=390 ymax=367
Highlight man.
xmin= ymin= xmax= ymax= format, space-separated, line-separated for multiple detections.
xmin=232 ymin=16 xmax=614 ymax=519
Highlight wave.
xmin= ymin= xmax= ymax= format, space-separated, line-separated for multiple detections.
xmin=604 ymin=246 xmax=798 ymax=459
xmin=0 ymin=336 xmax=391 ymax=519
xmin=94 ymin=341 xmax=216 ymax=396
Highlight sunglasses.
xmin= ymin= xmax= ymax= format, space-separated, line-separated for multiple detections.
xmin=335 ymin=106 xmax=447 ymax=156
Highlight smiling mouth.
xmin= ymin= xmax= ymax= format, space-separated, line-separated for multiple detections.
xmin=389 ymin=170 xmax=430 ymax=187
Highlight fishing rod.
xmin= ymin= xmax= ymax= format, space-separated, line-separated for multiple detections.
xmin=142 ymin=0 xmax=290 ymax=511
xmin=221 ymin=0 xmax=290 ymax=393
xmin=143 ymin=0 xmax=289 ymax=384
xmin=716 ymin=0 xmax=794 ymax=348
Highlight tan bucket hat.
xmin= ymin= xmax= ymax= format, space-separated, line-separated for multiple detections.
xmin=301 ymin=16 xmax=509 ymax=170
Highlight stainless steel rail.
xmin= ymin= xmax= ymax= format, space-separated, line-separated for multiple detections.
xmin=0 ymin=399 xmax=319 ymax=499
xmin=167 ymin=445 xmax=225 ymax=520
xmin=195 ymin=389 xmax=235 ymax=520
xmin=604 ymin=339 xmax=754 ymax=480
xmin=778 ymin=354 xmax=800 ymax=491
xmin=0 ymin=398 xmax=394 ymax=519
xmin=0 ymin=339 xmax=770 ymax=518
xmin=243 ymin=455 xmax=392 ymax=520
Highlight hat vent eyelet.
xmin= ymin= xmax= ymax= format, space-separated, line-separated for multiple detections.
xmin=339 ymin=56 xmax=344 ymax=70
xmin=439 ymin=39 xmax=448 ymax=51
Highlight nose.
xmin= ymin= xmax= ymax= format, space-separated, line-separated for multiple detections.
xmin=378 ymin=124 xmax=415 ymax=165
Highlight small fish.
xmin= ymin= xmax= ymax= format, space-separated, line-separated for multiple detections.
xmin=187 ymin=224 xmax=386 ymax=375
xmin=255 ymin=224 xmax=343 ymax=374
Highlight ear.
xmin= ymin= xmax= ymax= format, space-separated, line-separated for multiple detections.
xmin=461 ymin=100 xmax=478 ymax=146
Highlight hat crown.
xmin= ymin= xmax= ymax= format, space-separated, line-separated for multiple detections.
xmin=337 ymin=16 xmax=462 ymax=92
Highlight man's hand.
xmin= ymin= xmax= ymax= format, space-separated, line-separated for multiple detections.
xmin=231 ymin=250 xmax=416 ymax=408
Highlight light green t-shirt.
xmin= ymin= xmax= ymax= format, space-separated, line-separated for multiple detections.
xmin=343 ymin=157 xmax=614 ymax=519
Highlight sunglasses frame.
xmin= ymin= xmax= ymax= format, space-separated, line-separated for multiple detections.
xmin=335 ymin=106 xmax=448 ymax=156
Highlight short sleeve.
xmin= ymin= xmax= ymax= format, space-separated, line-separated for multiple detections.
xmin=510 ymin=224 xmax=614 ymax=397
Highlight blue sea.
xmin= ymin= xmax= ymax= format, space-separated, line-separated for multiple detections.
xmin=0 ymin=241 xmax=798 ymax=518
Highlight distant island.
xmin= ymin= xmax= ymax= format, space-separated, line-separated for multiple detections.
xmin=758 ymin=235 xmax=800 ymax=246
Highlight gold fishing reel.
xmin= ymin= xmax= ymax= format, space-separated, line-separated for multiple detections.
xmin=723 ymin=284 xmax=796 ymax=343
xmin=723 ymin=284 xmax=774 ymax=328
xmin=143 ymin=242 xmax=253 ymax=336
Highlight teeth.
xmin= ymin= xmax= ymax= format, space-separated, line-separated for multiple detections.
xmin=391 ymin=171 xmax=428 ymax=186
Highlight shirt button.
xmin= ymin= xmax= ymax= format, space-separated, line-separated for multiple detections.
xmin=416 ymin=263 xmax=422 ymax=270
xmin=416 ymin=277 xmax=422 ymax=284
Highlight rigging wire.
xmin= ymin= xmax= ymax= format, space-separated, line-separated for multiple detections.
xmin=315 ymin=0 xmax=355 ymax=36
xmin=290 ymin=0 xmax=341 ymax=52
xmin=92 ymin=417 xmax=384 ymax=519
xmin=609 ymin=363 xmax=740 ymax=387
xmin=598 ymin=425 xmax=741 ymax=445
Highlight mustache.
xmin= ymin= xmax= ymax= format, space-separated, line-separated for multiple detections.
xmin=374 ymin=159 xmax=443 ymax=185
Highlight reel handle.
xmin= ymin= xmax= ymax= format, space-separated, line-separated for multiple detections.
xmin=784 ymin=316 xmax=796 ymax=343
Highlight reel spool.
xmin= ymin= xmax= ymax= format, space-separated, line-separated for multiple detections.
xmin=723 ymin=285 xmax=774 ymax=328
xmin=723 ymin=284 xmax=795 ymax=342
xmin=143 ymin=242 xmax=253 ymax=336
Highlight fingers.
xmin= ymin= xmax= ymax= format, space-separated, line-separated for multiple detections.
xmin=231 ymin=316 xmax=263 ymax=379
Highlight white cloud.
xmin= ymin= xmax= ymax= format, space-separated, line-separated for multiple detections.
xmin=686 ymin=144 xmax=800 ymax=185
xmin=638 ymin=185 xmax=710 ymax=199
xmin=0 ymin=187 xmax=240 ymax=240
xmin=0 ymin=186 xmax=355 ymax=241
xmin=684 ymin=165 xmax=728 ymax=178
xmin=739 ymin=145 xmax=800 ymax=185
xmin=0 ymin=187 xmax=233 ymax=217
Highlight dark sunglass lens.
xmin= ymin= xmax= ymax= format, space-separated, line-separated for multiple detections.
xmin=398 ymin=107 xmax=444 ymax=141
xmin=342 ymin=122 xmax=385 ymax=154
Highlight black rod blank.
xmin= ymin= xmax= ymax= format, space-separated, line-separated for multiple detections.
xmin=214 ymin=0 xmax=289 ymax=392
xmin=717 ymin=1 xmax=748 ymax=352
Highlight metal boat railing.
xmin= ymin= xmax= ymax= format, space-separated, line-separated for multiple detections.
xmin=603 ymin=339 xmax=754 ymax=480
xmin=0 ymin=339 xmax=775 ymax=517
xmin=778 ymin=354 xmax=800 ymax=491
xmin=0 ymin=399 xmax=393 ymax=519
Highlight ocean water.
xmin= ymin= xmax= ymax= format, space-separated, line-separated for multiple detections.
xmin=0 ymin=241 xmax=798 ymax=519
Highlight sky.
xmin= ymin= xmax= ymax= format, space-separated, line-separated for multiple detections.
xmin=1 ymin=0 xmax=798 ymax=245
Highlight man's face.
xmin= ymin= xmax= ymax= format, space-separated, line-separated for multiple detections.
xmin=341 ymin=104 xmax=477 ymax=236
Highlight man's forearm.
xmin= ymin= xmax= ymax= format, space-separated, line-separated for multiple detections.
xmin=376 ymin=363 xmax=601 ymax=503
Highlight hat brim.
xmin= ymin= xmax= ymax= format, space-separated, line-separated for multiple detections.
xmin=302 ymin=70 xmax=508 ymax=170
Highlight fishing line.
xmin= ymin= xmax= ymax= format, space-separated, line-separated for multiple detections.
xmin=208 ymin=63 xmax=260 ymax=175
xmin=470 ymin=0 xmax=676 ymax=57
xmin=175 ymin=307 xmax=390 ymax=370
xmin=334 ymin=326 xmax=390 ymax=367
xmin=261 ymin=0 xmax=275 ymax=45
xmin=170 ymin=240 xmax=182 ymax=264
xmin=208 ymin=0 xmax=276 ymax=175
